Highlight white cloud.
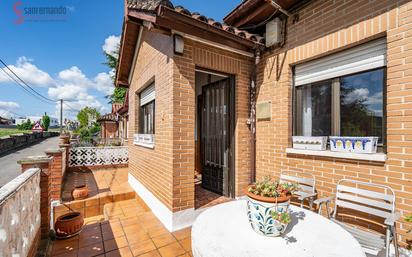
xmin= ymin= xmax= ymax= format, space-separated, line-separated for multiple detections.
xmin=58 ymin=66 xmax=90 ymax=85
xmin=102 ymin=35 xmax=120 ymax=57
xmin=365 ymin=92 xmax=382 ymax=105
xmin=0 ymin=57 xmax=55 ymax=87
xmin=48 ymin=85 xmax=86 ymax=100
xmin=0 ymin=44 xmax=118 ymax=119
xmin=0 ymin=58 xmax=114 ymax=119
xmin=344 ymin=88 xmax=369 ymax=104
xmin=343 ymin=88 xmax=383 ymax=117
xmin=0 ymin=101 xmax=19 ymax=109
xmin=0 ymin=101 xmax=20 ymax=119
xmin=94 ymin=72 xmax=114 ymax=95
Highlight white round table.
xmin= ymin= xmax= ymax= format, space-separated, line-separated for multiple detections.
xmin=192 ymin=200 xmax=366 ymax=257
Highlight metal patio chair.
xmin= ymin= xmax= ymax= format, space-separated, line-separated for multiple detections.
xmin=314 ymin=179 xmax=400 ymax=257
xmin=280 ymin=171 xmax=317 ymax=210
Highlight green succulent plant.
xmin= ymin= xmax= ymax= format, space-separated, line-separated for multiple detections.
xmin=248 ymin=176 xmax=299 ymax=198
xmin=271 ymin=211 xmax=292 ymax=224
xmin=405 ymin=214 xmax=412 ymax=223
xmin=406 ymin=214 xmax=412 ymax=235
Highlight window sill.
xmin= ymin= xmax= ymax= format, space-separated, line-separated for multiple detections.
xmin=134 ymin=141 xmax=155 ymax=149
xmin=285 ymin=148 xmax=387 ymax=162
xmin=133 ymin=134 xmax=155 ymax=149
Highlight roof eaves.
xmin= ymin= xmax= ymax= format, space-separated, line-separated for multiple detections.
xmin=158 ymin=5 xmax=265 ymax=46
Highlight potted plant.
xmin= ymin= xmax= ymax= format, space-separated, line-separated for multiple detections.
xmin=245 ymin=177 xmax=298 ymax=237
xmin=59 ymin=130 xmax=70 ymax=145
xmin=406 ymin=214 xmax=412 ymax=250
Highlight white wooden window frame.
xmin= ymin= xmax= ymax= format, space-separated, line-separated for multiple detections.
xmin=292 ymin=39 xmax=387 ymax=159
xmin=135 ymin=82 xmax=155 ymax=148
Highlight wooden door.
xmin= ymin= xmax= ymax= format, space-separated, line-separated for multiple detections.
xmin=201 ymin=78 xmax=231 ymax=196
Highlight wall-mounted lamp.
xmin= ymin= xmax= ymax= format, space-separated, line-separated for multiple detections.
xmin=173 ymin=34 xmax=184 ymax=55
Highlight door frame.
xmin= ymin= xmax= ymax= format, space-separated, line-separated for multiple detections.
xmin=195 ymin=67 xmax=236 ymax=198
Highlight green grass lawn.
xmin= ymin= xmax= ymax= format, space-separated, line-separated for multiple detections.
xmin=0 ymin=128 xmax=31 ymax=137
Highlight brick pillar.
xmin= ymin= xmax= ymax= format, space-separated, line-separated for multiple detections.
xmin=45 ymin=149 xmax=64 ymax=201
xmin=18 ymin=156 xmax=53 ymax=239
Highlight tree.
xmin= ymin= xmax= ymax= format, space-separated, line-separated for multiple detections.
xmin=111 ymin=87 xmax=127 ymax=103
xmin=76 ymin=107 xmax=101 ymax=143
xmin=104 ymin=51 xmax=118 ymax=78
xmin=42 ymin=113 xmax=50 ymax=131
xmin=17 ymin=118 xmax=33 ymax=130
xmin=103 ymin=46 xmax=127 ymax=104
xmin=77 ymin=107 xmax=100 ymax=128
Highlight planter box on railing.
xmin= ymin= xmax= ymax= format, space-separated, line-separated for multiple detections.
xmin=329 ymin=136 xmax=378 ymax=154
xmin=292 ymin=136 xmax=327 ymax=151
xmin=133 ymin=134 xmax=155 ymax=148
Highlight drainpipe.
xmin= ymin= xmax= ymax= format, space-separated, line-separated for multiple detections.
xmin=249 ymin=50 xmax=261 ymax=184
xmin=49 ymin=200 xmax=61 ymax=239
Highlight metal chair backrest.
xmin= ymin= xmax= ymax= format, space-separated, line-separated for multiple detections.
xmin=280 ymin=171 xmax=316 ymax=194
xmin=333 ymin=179 xmax=396 ymax=220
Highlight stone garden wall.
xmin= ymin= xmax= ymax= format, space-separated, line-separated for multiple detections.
xmin=0 ymin=168 xmax=41 ymax=257
xmin=0 ymin=131 xmax=59 ymax=156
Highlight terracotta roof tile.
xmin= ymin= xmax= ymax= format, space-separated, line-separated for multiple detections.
xmin=97 ymin=113 xmax=117 ymax=122
xmin=127 ymin=0 xmax=264 ymax=45
xmin=127 ymin=0 xmax=173 ymax=12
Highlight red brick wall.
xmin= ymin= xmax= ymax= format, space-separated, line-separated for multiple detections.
xmin=255 ymin=0 xmax=412 ymax=245
xmin=172 ymin=39 xmax=254 ymax=211
xmin=101 ymin=122 xmax=118 ymax=139
xmin=128 ymin=28 xmax=254 ymax=212
xmin=21 ymin=150 xmax=64 ymax=239
xmin=128 ymin=30 xmax=175 ymax=210
xmin=46 ymin=151 xmax=63 ymax=200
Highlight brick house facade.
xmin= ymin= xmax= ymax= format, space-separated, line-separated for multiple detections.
xmin=117 ymin=0 xmax=412 ymax=245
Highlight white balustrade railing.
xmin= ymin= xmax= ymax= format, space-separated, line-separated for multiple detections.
xmin=69 ymin=146 xmax=128 ymax=167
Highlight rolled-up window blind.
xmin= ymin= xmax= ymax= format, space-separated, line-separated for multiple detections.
xmin=295 ymin=38 xmax=386 ymax=86
xmin=140 ymin=83 xmax=155 ymax=106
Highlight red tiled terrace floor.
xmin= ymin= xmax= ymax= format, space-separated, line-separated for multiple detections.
xmin=50 ymin=199 xmax=193 ymax=257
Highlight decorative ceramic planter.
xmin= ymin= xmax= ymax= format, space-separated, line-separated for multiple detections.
xmin=245 ymin=189 xmax=291 ymax=237
xmin=329 ymin=136 xmax=378 ymax=154
xmin=55 ymin=212 xmax=84 ymax=239
xmin=71 ymin=185 xmax=89 ymax=200
xmin=292 ymin=136 xmax=327 ymax=151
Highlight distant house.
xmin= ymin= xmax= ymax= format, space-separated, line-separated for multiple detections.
xmin=0 ymin=116 xmax=12 ymax=125
xmin=15 ymin=116 xmax=59 ymax=127
xmin=97 ymin=98 xmax=129 ymax=145
xmin=116 ymin=92 xmax=129 ymax=145
xmin=97 ymin=113 xmax=118 ymax=142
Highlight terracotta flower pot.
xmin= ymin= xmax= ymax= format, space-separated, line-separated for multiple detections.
xmin=59 ymin=135 xmax=70 ymax=145
xmin=71 ymin=185 xmax=89 ymax=200
xmin=245 ymin=187 xmax=291 ymax=237
xmin=55 ymin=212 xmax=84 ymax=239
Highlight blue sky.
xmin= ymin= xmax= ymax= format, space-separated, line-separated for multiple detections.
xmin=0 ymin=0 xmax=239 ymax=120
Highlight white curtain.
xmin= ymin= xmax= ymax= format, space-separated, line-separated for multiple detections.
xmin=302 ymin=85 xmax=312 ymax=136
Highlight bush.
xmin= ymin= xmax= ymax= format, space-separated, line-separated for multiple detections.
xmin=17 ymin=119 xmax=33 ymax=130
xmin=42 ymin=115 xmax=50 ymax=131
xmin=79 ymin=127 xmax=92 ymax=143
